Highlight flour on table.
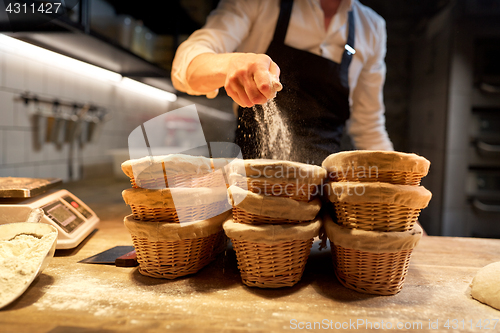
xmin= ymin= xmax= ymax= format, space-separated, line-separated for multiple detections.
xmin=0 ymin=232 xmax=57 ymax=306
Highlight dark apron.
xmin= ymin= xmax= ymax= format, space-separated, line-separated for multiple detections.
xmin=235 ymin=0 xmax=355 ymax=165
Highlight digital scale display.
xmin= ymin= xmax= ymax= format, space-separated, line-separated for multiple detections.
xmin=42 ymin=194 xmax=92 ymax=234
xmin=0 ymin=181 xmax=100 ymax=249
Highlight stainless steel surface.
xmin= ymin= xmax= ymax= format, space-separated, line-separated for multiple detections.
xmin=0 ymin=177 xmax=62 ymax=198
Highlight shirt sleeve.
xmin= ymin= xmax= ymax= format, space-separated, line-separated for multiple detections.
xmin=346 ymin=18 xmax=394 ymax=151
xmin=171 ymin=0 xmax=260 ymax=97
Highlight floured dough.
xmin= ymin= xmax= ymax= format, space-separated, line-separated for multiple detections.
xmin=471 ymin=261 xmax=500 ymax=311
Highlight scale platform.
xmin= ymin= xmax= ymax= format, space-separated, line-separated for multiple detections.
xmin=0 ymin=177 xmax=100 ymax=249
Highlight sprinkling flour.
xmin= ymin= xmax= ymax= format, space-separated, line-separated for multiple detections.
xmin=0 ymin=232 xmax=57 ymax=307
xmin=252 ymin=99 xmax=292 ymax=160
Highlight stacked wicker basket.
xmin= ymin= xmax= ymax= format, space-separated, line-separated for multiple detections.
xmin=222 ymin=159 xmax=326 ymax=288
xmin=321 ymin=151 xmax=432 ymax=295
xmin=120 ymin=154 xmax=232 ymax=279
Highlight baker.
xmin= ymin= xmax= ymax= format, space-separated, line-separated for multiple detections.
xmin=172 ymin=0 xmax=394 ymax=164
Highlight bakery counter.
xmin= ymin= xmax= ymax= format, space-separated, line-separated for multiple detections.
xmin=0 ymin=177 xmax=499 ymax=333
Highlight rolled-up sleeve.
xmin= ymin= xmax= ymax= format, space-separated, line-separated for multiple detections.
xmin=171 ymin=0 xmax=259 ymax=96
xmin=347 ymin=18 xmax=394 ymax=151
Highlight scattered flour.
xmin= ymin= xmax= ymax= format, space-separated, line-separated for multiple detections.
xmin=253 ymin=99 xmax=292 ymax=160
xmin=0 ymin=232 xmax=57 ymax=307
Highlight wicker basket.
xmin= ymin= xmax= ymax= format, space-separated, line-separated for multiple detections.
xmin=121 ymin=154 xmax=229 ymax=189
xmin=233 ymin=206 xmax=307 ymax=225
xmin=330 ymin=171 xmax=425 ymax=186
xmin=232 ymin=238 xmax=313 ymax=288
xmin=130 ymin=172 xmax=226 ymax=189
xmin=323 ymin=214 xmax=422 ymax=295
xmin=223 ymin=216 xmax=321 ymax=288
xmin=124 ymin=213 xmax=229 ymax=279
xmin=333 ymin=202 xmax=421 ymax=232
xmin=122 ymin=187 xmax=231 ymax=223
xmin=232 ymin=178 xmax=320 ymax=202
xmin=322 ymin=151 xmax=430 ymax=186
xmin=225 ymin=159 xmax=326 ymax=201
xmin=227 ymin=185 xmax=322 ymax=225
xmin=327 ymin=182 xmax=432 ymax=232
xmin=332 ymin=244 xmax=413 ymax=295
xmin=129 ymin=200 xmax=229 ymax=223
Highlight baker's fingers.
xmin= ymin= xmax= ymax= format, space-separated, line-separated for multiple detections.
xmin=268 ymin=61 xmax=282 ymax=94
xmin=249 ymin=71 xmax=273 ymax=103
xmin=226 ymin=78 xmax=253 ymax=108
xmin=269 ymin=61 xmax=280 ymax=78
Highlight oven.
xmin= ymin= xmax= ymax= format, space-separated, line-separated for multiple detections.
xmin=466 ymin=107 xmax=500 ymax=237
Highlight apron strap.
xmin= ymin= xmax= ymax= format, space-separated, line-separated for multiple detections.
xmin=339 ymin=10 xmax=355 ymax=89
xmin=273 ymin=0 xmax=294 ymax=44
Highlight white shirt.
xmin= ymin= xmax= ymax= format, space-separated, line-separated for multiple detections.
xmin=172 ymin=0 xmax=394 ymax=151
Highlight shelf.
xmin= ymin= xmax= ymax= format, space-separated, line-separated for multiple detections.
xmin=1 ymin=15 xmax=175 ymax=92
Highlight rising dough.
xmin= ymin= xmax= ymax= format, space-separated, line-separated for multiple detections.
xmin=471 ymin=261 xmax=500 ymax=311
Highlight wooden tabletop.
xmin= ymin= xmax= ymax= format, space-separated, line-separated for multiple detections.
xmin=1 ymin=178 xmax=499 ymax=333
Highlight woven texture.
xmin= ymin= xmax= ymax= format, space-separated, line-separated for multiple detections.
xmin=333 ymin=202 xmax=421 ymax=232
xmin=332 ymin=244 xmax=413 ymax=295
xmin=321 ymin=150 xmax=430 ymax=186
xmin=232 ymin=238 xmax=313 ymax=288
xmin=129 ymin=200 xmax=229 ymax=223
xmin=323 ymin=213 xmax=422 ymax=254
xmin=223 ymin=217 xmax=322 ymax=244
xmin=330 ymin=170 xmax=425 ymax=186
xmin=122 ymin=187 xmax=229 ymax=208
xmin=132 ymin=230 xmax=227 ymax=279
xmin=232 ymin=179 xmax=319 ymax=202
xmin=327 ymin=182 xmax=432 ymax=209
xmin=228 ymin=185 xmax=321 ymax=221
xmin=225 ymin=158 xmax=327 ymax=181
xmin=233 ymin=206 xmax=307 ymax=225
xmin=131 ymin=172 xmax=227 ymax=189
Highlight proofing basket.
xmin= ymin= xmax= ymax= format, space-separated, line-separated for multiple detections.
xmin=129 ymin=201 xmax=229 ymax=223
xmin=130 ymin=172 xmax=226 ymax=189
xmin=328 ymin=182 xmax=432 ymax=232
xmin=228 ymin=185 xmax=322 ymax=225
xmin=324 ymin=214 xmax=422 ymax=295
xmin=121 ymin=155 xmax=229 ymax=189
xmin=225 ymin=159 xmax=327 ymax=201
xmin=233 ymin=206 xmax=306 ymax=225
xmin=322 ymin=151 xmax=430 ymax=186
xmin=232 ymin=178 xmax=320 ymax=202
xmin=124 ymin=212 xmax=229 ymax=279
xmin=122 ymin=187 xmax=231 ymax=223
xmin=223 ymin=216 xmax=321 ymax=288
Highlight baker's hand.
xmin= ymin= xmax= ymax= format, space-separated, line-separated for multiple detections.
xmin=225 ymin=53 xmax=281 ymax=108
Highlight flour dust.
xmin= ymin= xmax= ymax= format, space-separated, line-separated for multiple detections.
xmin=252 ymin=99 xmax=292 ymax=160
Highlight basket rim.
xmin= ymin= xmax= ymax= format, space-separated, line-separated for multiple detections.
xmin=323 ymin=213 xmax=423 ymax=253
xmin=122 ymin=186 xmax=229 ymax=208
xmin=124 ymin=211 xmax=230 ymax=241
xmin=321 ymin=150 xmax=430 ymax=175
xmin=223 ymin=215 xmax=321 ymax=244
xmin=121 ymin=154 xmax=232 ymax=178
xmin=327 ymin=181 xmax=432 ymax=209
xmin=228 ymin=185 xmax=321 ymax=221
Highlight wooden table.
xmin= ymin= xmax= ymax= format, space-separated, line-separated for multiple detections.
xmin=1 ymin=178 xmax=499 ymax=333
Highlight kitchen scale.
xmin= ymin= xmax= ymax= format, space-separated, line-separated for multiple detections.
xmin=0 ymin=177 xmax=99 ymax=249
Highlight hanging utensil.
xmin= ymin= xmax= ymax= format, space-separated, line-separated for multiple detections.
xmin=65 ymin=104 xmax=83 ymax=144
xmin=87 ymin=107 xmax=108 ymax=143
xmin=27 ymin=96 xmax=44 ymax=151
xmin=50 ymin=100 xmax=69 ymax=149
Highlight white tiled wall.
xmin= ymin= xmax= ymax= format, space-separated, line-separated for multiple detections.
xmin=0 ymin=48 xmax=173 ymax=182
